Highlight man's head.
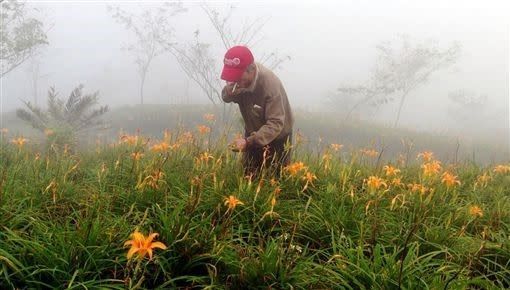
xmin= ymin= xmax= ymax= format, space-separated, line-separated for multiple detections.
xmin=221 ymin=46 xmax=256 ymax=88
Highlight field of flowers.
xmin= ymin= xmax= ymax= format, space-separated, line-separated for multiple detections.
xmin=0 ymin=117 xmax=509 ymax=289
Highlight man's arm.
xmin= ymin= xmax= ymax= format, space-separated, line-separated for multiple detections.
xmin=246 ymin=92 xmax=285 ymax=148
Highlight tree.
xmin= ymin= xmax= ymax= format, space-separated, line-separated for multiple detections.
xmin=162 ymin=4 xmax=291 ymax=105
xmin=16 ymin=84 xmax=109 ymax=147
xmin=1 ymin=0 xmax=48 ymax=77
xmin=333 ymin=35 xmax=461 ymax=127
xmin=447 ymin=89 xmax=489 ymax=134
xmin=108 ymin=3 xmax=186 ymax=105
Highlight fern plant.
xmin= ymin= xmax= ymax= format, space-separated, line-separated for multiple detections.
xmin=16 ymin=84 xmax=109 ymax=149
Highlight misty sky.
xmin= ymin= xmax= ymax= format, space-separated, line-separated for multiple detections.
xmin=1 ymin=0 xmax=509 ymax=134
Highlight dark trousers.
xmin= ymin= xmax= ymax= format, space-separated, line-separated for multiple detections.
xmin=242 ymin=131 xmax=292 ymax=178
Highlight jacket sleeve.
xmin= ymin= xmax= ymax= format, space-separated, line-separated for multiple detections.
xmin=221 ymin=85 xmax=241 ymax=104
xmin=246 ymin=90 xmax=285 ymax=148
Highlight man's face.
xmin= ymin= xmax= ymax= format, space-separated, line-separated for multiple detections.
xmin=237 ymin=67 xmax=256 ymax=88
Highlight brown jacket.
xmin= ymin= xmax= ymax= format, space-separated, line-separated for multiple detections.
xmin=222 ymin=63 xmax=294 ymax=148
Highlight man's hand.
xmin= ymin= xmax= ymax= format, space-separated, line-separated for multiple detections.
xmin=225 ymin=82 xmax=242 ymax=97
xmin=229 ymin=138 xmax=247 ymax=152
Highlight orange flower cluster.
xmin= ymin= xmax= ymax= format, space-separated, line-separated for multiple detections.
xmin=493 ymin=165 xmax=510 ymax=174
xmin=360 ymin=149 xmax=379 ymax=158
xmin=285 ymin=162 xmax=307 ymax=176
xmin=151 ymin=142 xmax=170 ymax=153
xmin=120 ymin=134 xmax=139 ymax=145
xmin=421 ymin=160 xmax=442 ymax=177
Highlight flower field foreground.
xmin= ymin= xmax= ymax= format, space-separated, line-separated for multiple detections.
xmin=0 ymin=127 xmax=509 ymax=289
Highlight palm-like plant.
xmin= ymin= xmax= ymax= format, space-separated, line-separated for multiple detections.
xmin=16 ymin=84 xmax=109 ymax=147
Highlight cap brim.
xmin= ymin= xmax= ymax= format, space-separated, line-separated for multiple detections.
xmin=221 ymin=66 xmax=244 ymax=82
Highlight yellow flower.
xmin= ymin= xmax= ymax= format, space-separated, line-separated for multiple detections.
xmin=124 ymin=231 xmax=167 ymax=260
xmin=365 ymin=176 xmax=387 ymax=190
xmin=493 ymin=165 xmax=510 ymax=174
xmin=11 ymin=137 xmax=28 ymax=148
xmin=330 ymin=143 xmax=343 ymax=152
xmin=421 ymin=160 xmax=442 ymax=177
xmin=197 ymin=125 xmax=211 ymax=135
xmin=383 ymin=165 xmax=401 ymax=177
xmin=285 ymin=162 xmax=307 ymax=176
xmin=224 ymin=195 xmax=244 ymax=211
xmin=441 ymin=171 xmax=461 ymax=188
xmin=203 ymin=113 xmax=215 ymax=122
xmin=360 ymin=148 xmax=379 ymax=158
xmin=131 ymin=151 xmax=144 ymax=161
xmin=469 ymin=206 xmax=483 ymax=218
xmin=417 ymin=151 xmax=434 ymax=162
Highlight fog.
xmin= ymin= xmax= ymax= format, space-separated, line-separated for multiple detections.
xmin=1 ymin=0 xmax=509 ymax=160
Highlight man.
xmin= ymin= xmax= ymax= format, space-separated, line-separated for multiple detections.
xmin=220 ymin=46 xmax=294 ymax=177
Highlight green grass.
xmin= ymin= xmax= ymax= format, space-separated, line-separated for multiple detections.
xmin=0 ymin=120 xmax=509 ymax=289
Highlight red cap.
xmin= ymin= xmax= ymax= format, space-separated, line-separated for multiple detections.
xmin=221 ymin=46 xmax=254 ymax=82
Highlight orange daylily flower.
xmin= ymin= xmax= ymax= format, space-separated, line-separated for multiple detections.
xmin=475 ymin=173 xmax=491 ymax=188
xmin=285 ymin=162 xmax=307 ymax=176
xmin=360 ymin=149 xmax=379 ymax=158
xmin=417 ymin=151 xmax=434 ymax=162
xmin=407 ymin=183 xmax=430 ymax=194
xmin=124 ymin=231 xmax=167 ymax=260
xmin=197 ymin=125 xmax=211 ymax=135
xmin=203 ymin=113 xmax=215 ymax=122
xmin=44 ymin=128 xmax=54 ymax=137
xmin=391 ymin=177 xmax=403 ymax=187
xmin=120 ymin=134 xmax=139 ymax=145
xmin=365 ymin=176 xmax=387 ymax=190
xmin=441 ymin=171 xmax=461 ymax=188
xmin=421 ymin=160 xmax=442 ymax=177
xmin=302 ymin=171 xmax=317 ymax=191
xmin=11 ymin=137 xmax=28 ymax=148
xmin=131 ymin=152 xmax=144 ymax=161
xmin=224 ymin=195 xmax=244 ymax=211
xmin=383 ymin=165 xmax=401 ymax=177
xmin=468 ymin=206 xmax=483 ymax=218
xmin=330 ymin=143 xmax=343 ymax=152
xmin=151 ymin=142 xmax=170 ymax=153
